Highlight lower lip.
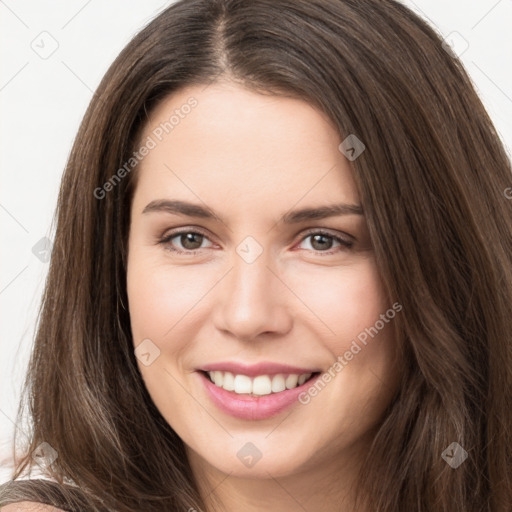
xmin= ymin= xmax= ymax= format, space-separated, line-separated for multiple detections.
xmin=198 ymin=371 xmax=320 ymax=420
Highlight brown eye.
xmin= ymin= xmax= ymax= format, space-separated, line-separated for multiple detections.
xmin=178 ymin=232 xmax=204 ymax=250
xmin=160 ymin=230 xmax=214 ymax=253
xmin=298 ymin=231 xmax=353 ymax=253
xmin=310 ymin=234 xmax=335 ymax=251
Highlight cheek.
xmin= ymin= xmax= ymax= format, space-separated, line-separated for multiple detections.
xmin=127 ymin=248 xmax=391 ymax=362
xmin=126 ymin=253 xmax=210 ymax=419
xmin=285 ymin=256 xmax=390 ymax=353
xmin=127 ymin=252 xmax=213 ymax=345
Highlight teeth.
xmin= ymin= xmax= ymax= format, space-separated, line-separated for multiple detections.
xmin=212 ymin=371 xmax=223 ymax=387
xmin=285 ymin=374 xmax=299 ymax=389
xmin=207 ymin=371 xmax=313 ymax=395
xmin=233 ymin=374 xmax=252 ymax=394
xmin=222 ymin=371 xmax=235 ymax=391
xmin=252 ymin=375 xmax=272 ymax=396
xmin=298 ymin=374 xmax=308 ymax=385
xmin=271 ymin=374 xmax=286 ymax=393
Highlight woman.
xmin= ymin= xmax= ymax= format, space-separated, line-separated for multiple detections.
xmin=1 ymin=0 xmax=511 ymax=510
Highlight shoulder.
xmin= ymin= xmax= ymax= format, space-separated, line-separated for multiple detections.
xmin=0 ymin=479 xmax=79 ymax=512
xmin=1 ymin=502 xmax=66 ymax=511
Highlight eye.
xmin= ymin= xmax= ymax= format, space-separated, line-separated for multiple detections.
xmin=158 ymin=228 xmax=354 ymax=256
xmin=159 ymin=229 xmax=214 ymax=254
xmin=296 ymin=230 xmax=354 ymax=254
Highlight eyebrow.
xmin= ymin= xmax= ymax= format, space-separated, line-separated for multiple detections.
xmin=142 ymin=199 xmax=363 ymax=224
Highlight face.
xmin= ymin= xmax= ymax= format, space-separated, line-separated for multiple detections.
xmin=126 ymin=82 xmax=400 ymax=481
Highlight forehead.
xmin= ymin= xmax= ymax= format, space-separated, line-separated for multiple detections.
xmin=132 ymin=82 xmax=360 ymax=214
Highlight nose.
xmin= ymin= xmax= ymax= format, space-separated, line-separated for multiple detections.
xmin=212 ymin=248 xmax=293 ymax=342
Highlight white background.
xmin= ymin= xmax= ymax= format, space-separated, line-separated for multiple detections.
xmin=1 ymin=0 xmax=511 ymax=484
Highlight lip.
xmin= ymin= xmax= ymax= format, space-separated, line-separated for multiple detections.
xmin=199 ymin=361 xmax=320 ymax=377
xmin=198 ymin=370 xmax=321 ymax=421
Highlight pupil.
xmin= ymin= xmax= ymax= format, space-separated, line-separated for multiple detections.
xmin=181 ymin=233 xmax=202 ymax=250
xmin=311 ymin=234 xmax=332 ymax=251
xmin=178 ymin=234 xmax=334 ymax=251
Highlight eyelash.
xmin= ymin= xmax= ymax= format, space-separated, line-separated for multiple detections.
xmin=157 ymin=227 xmax=354 ymax=256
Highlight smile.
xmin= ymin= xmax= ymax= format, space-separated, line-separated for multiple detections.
xmin=198 ymin=365 xmax=321 ymax=420
xmin=205 ymin=370 xmax=316 ymax=396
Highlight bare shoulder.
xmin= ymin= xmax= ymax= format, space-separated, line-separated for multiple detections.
xmin=1 ymin=501 xmax=66 ymax=511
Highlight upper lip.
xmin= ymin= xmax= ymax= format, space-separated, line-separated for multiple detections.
xmin=199 ymin=361 xmax=320 ymax=377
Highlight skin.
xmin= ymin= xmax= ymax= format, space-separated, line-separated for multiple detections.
xmin=127 ymin=81 xmax=400 ymax=512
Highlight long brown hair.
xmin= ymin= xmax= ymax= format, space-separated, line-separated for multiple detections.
xmin=2 ymin=0 xmax=511 ymax=510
